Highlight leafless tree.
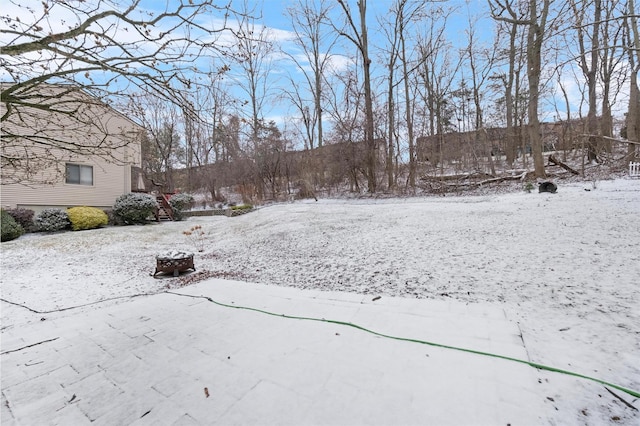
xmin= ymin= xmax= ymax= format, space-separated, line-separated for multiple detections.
xmin=128 ymin=94 xmax=183 ymax=193
xmin=380 ymin=2 xmax=403 ymax=189
xmin=495 ymin=13 xmax=528 ymax=168
xmin=490 ymin=0 xmax=554 ymax=178
xmin=414 ymin=7 xmax=461 ymax=174
xmin=377 ymin=0 xmax=425 ymax=190
xmin=284 ymin=0 xmax=337 ymax=150
xmin=180 ymin=80 xmax=223 ymax=194
xmin=335 ymin=0 xmax=377 ymax=192
xmin=230 ymin=2 xmax=275 ymax=147
xmin=624 ymin=0 xmax=640 ymax=161
xmin=1 ymin=0 xmax=237 ymax=185
xmin=570 ymin=0 xmax=603 ymax=164
xmin=324 ymin=65 xmax=367 ymax=192
xmin=398 ymin=1 xmax=428 ymax=189
xmin=598 ymin=0 xmax=626 ymax=153
xmin=462 ymin=9 xmax=499 ymax=175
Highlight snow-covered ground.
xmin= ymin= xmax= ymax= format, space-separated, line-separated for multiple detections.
xmin=1 ymin=178 xmax=639 ymax=424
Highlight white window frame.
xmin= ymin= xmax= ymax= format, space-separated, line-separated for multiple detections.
xmin=65 ymin=163 xmax=94 ymax=186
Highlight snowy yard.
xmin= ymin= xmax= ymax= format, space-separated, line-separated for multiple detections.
xmin=1 ymin=178 xmax=639 ymax=424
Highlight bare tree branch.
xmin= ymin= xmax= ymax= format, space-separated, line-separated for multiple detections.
xmin=1 ymin=0 xmax=239 ymax=185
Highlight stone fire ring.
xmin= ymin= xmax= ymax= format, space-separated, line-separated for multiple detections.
xmin=154 ymin=250 xmax=196 ymax=278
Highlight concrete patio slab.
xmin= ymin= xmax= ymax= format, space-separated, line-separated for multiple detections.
xmin=2 ymin=279 xmax=551 ymax=425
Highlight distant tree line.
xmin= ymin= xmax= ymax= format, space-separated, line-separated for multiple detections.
xmin=139 ymin=0 xmax=639 ymax=200
xmin=2 ymin=0 xmax=639 ymax=194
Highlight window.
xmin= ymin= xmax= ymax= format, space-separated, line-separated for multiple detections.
xmin=65 ymin=163 xmax=93 ymax=185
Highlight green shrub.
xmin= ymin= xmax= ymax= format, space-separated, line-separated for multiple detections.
xmin=169 ymin=193 xmax=194 ymax=221
xmin=34 ymin=208 xmax=70 ymax=232
xmin=68 ymin=206 xmax=109 ymax=231
xmin=1 ymin=209 xmax=25 ymax=242
xmin=6 ymin=208 xmax=34 ymax=232
xmin=113 ymin=192 xmax=157 ymax=224
xmin=231 ymin=204 xmax=253 ymax=211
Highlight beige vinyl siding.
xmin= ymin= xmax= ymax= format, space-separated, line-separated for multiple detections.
xmin=1 ymin=156 xmax=132 ymax=211
xmin=1 ymin=138 xmax=139 ymax=211
xmin=0 ymin=85 xmax=142 ymax=211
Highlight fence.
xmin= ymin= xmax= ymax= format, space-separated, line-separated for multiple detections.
xmin=630 ymin=162 xmax=640 ymax=178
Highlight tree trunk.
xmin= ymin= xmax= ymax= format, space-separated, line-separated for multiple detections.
xmin=628 ymin=71 xmax=640 ymax=160
xmin=587 ymin=0 xmax=602 ymax=163
xmin=504 ymin=22 xmax=519 ymax=167
xmin=402 ymin=41 xmax=416 ymax=189
xmin=359 ymin=1 xmax=377 ymax=193
xmin=387 ymin=79 xmax=395 ymax=190
xmin=627 ymin=0 xmax=640 ymax=162
xmin=526 ymin=0 xmax=549 ymax=178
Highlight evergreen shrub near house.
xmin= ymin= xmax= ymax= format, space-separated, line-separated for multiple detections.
xmin=113 ymin=192 xmax=157 ymax=224
xmin=34 ymin=208 xmax=70 ymax=232
xmin=169 ymin=193 xmax=194 ymax=221
xmin=6 ymin=208 xmax=35 ymax=232
xmin=1 ymin=209 xmax=25 ymax=242
xmin=67 ymin=206 xmax=109 ymax=231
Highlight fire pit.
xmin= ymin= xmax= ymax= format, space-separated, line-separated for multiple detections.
xmin=154 ymin=250 xmax=195 ymax=277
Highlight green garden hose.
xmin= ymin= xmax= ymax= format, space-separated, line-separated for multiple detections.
xmin=166 ymin=291 xmax=640 ymax=401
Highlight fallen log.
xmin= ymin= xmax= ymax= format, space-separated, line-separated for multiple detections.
xmin=440 ymin=171 xmax=529 ymax=187
xmin=548 ymin=155 xmax=580 ymax=175
xmin=419 ymin=172 xmax=494 ymax=182
xmin=473 ymin=171 xmax=529 ymax=186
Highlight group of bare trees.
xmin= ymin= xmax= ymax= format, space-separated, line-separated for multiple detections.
xmin=281 ymin=0 xmax=639 ymax=193
xmin=2 ymin=0 xmax=639 ymax=198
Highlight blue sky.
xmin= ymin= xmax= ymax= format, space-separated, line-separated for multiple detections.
xmin=3 ymin=0 xmax=625 ymax=144
xmin=208 ymin=0 xmax=497 ymax=131
xmin=233 ymin=0 xmax=628 ymax=124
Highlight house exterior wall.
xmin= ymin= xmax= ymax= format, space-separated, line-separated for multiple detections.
xmin=1 ymin=85 xmax=142 ymax=212
xmin=1 ymin=153 xmax=135 ymax=213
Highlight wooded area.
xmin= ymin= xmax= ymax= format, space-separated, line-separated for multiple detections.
xmin=2 ymin=0 xmax=639 ymax=201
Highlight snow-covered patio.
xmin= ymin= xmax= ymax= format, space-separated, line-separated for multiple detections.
xmin=1 ymin=280 xmax=548 ymax=425
xmin=1 ymin=179 xmax=639 ymax=424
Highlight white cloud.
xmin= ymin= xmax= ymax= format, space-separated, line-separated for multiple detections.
xmin=325 ymin=54 xmax=354 ymax=73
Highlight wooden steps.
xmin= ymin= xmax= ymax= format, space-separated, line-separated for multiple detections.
xmin=156 ymin=194 xmax=174 ymax=221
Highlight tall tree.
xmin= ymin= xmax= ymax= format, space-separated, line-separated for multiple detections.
xmin=181 ymin=71 xmax=232 ymax=195
xmin=598 ymin=0 xmax=626 ymax=153
xmin=285 ymin=0 xmax=337 ymax=150
xmin=490 ymin=10 xmax=527 ymax=168
xmin=459 ymin=9 xmax=499 ymax=174
xmin=380 ymin=2 xmax=403 ymax=189
xmin=129 ymin=95 xmax=183 ymax=192
xmin=571 ymin=0 xmax=602 ymax=164
xmin=1 ymin=0 xmax=236 ymax=185
xmin=490 ymin=0 xmax=552 ymax=178
xmin=336 ymin=0 xmax=377 ymax=192
xmin=325 ymin=65 xmax=366 ymax=192
xmin=414 ymin=8 xmax=460 ymax=173
xmin=398 ymin=1 xmax=427 ymax=189
xmin=231 ymin=3 xmax=275 ymax=148
xmin=625 ymin=0 xmax=640 ymax=162
xmin=524 ymin=0 xmax=551 ymax=178
xmin=379 ymin=0 xmax=426 ymax=190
